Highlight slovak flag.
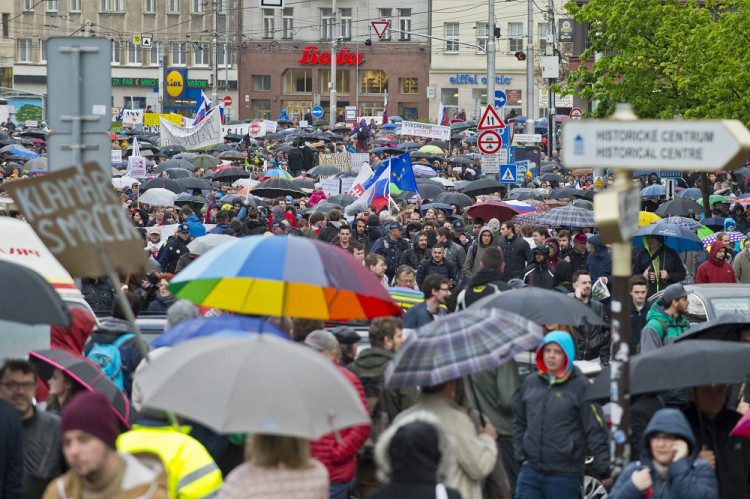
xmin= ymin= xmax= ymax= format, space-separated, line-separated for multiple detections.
xmin=382 ymin=93 xmax=388 ymax=126
xmin=361 ymin=164 xmax=391 ymax=212
xmin=438 ymin=102 xmax=450 ymax=126
xmin=193 ymin=90 xmax=212 ymax=126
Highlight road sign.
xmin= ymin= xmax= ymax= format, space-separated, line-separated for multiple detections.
xmin=570 ymin=108 xmax=583 ymax=120
xmin=562 ymin=119 xmax=750 ymax=170
xmin=494 ymin=90 xmax=507 ymax=108
xmin=500 ymin=164 xmax=518 ymax=183
xmin=141 ymin=35 xmax=152 ymax=48
xmin=223 ymin=95 xmax=232 ymax=106
xmin=496 ymin=148 xmax=509 ymax=164
xmin=481 ymin=154 xmax=500 ymax=174
xmin=249 ymin=122 xmax=262 ymax=135
xmin=515 ymin=160 xmax=531 ymax=173
xmin=311 ymin=105 xmax=324 ymax=119
xmin=478 ymin=105 xmax=506 ymax=131
xmin=478 ymin=130 xmax=502 ymax=154
xmin=371 ymin=21 xmax=390 ymax=40
xmin=514 ymin=134 xmax=542 ymax=143
xmin=133 ymin=33 xmax=141 ymax=45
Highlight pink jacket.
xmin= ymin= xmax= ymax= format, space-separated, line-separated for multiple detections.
xmin=309 ymin=190 xmax=328 ymax=206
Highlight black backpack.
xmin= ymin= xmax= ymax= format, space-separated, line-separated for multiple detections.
xmin=357 ymin=128 xmax=368 ymax=140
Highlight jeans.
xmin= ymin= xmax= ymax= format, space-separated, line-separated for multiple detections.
xmin=330 ymin=481 xmax=354 ymax=499
xmin=515 ymin=463 xmax=582 ymax=499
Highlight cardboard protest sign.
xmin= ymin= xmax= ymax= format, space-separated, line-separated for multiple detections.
xmin=159 ymin=107 xmax=223 ymax=150
xmin=319 ymin=152 xmax=353 ymax=171
xmin=4 ymin=162 xmax=149 ymax=278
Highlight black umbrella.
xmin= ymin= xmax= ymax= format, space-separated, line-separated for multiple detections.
xmin=547 ymin=187 xmax=579 ymax=200
xmin=263 ymin=133 xmax=286 ymax=141
xmin=17 ymin=129 xmax=49 ymax=140
xmin=213 ymin=168 xmax=251 ymax=182
xmin=326 ymin=194 xmax=357 ymax=207
xmin=223 ymin=133 xmax=244 ymax=143
xmin=293 ymin=178 xmax=315 ymax=191
xmin=571 ymin=190 xmax=597 ymax=202
xmin=415 ymin=182 xmax=446 ymax=200
xmin=505 ymin=190 xmax=542 ymax=201
xmin=426 ymin=140 xmax=449 ymax=150
xmin=0 ymin=261 xmax=70 ymax=326
xmin=313 ymin=119 xmax=329 ymax=126
xmin=174 ymin=194 xmax=209 ymax=206
xmin=307 ymin=165 xmax=341 ymax=177
xmin=461 ymin=178 xmax=503 ymax=197
xmin=29 ymin=349 xmax=133 ymax=427
xmin=140 ymin=177 xmax=183 ymax=194
xmin=334 ymin=170 xmax=359 ymax=178
xmin=541 ymin=173 xmax=564 ymax=183
xmin=448 ymin=156 xmax=475 ymax=165
xmin=701 ymin=217 xmax=727 ymax=230
xmin=433 ymin=192 xmax=473 ymax=209
xmin=586 ymin=340 xmax=750 ymax=400
xmin=160 ymin=144 xmax=187 ymax=154
xmin=218 ymin=150 xmax=246 ymax=161
xmin=164 ymin=168 xmax=195 ymax=180
xmin=252 ymin=178 xmax=306 ymax=199
xmin=675 ymin=314 xmax=750 ymax=343
xmin=312 ymin=202 xmax=344 ymax=214
xmin=177 ymin=177 xmax=213 ymax=190
xmin=470 ymin=287 xmax=606 ymax=327
xmin=541 ymin=163 xmax=560 ymax=173
xmin=155 ymin=159 xmax=194 ymax=173
xmin=654 ymin=198 xmax=703 ymax=217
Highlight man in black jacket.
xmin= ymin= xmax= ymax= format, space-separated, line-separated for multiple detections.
xmin=498 ymin=221 xmax=530 ymax=281
xmin=242 ymin=206 xmax=268 ymax=235
xmin=400 ymin=231 xmax=429 ymax=270
xmin=0 ymin=398 xmax=23 ymax=498
xmin=523 ymin=245 xmax=555 ymax=289
xmin=629 ymin=275 xmax=650 ymax=353
xmin=563 ymin=232 xmax=589 ymax=273
xmin=158 ymin=223 xmax=191 ymax=274
xmin=632 ymin=234 xmax=686 ymax=298
xmin=456 ymin=247 xmax=511 ymax=310
xmin=569 ymin=269 xmax=611 ymax=365
xmin=286 ymin=140 xmax=304 ymax=177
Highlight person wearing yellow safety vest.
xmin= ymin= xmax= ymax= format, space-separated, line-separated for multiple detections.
xmin=117 ymin=419 xmax=223 ymax=499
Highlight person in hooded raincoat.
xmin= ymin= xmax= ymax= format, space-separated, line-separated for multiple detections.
xmin=696 ymin=241 xmax=737 ymax=284
xmin=351 ymin=119 xmax=370 ymax=153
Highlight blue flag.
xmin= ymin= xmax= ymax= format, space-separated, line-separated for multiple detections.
xmin=388 ymin=152 xmax=419 ymax=193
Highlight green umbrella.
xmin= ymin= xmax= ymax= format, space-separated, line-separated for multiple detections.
xmin=190 ymin=155 xmax=221 ymax=169
xmin=696 ymin=195 xmax=729 ymax=206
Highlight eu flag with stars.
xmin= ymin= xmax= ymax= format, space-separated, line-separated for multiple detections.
xmin=388 ymin=152 xmax=418 ymax=193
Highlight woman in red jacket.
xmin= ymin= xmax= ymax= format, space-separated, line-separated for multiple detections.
xmin=696 ymin=241 xmax=737 ymax=284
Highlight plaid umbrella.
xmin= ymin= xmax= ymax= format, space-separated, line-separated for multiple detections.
xmin=384 ymin=308 xmax=543 ymax=388
xmin=654 ymin=216 xmax=704 ymax=231
xmin=702 ymin=231 xmax=746 ymax=248
xmin=536 ymin=204 xmax=596 ymax=227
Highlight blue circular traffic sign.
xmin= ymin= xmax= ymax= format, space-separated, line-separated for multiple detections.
xmin=311 ymin=106 xmax=324 ymax=119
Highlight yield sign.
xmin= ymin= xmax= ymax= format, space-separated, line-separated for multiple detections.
xmin=371 ymin=21 xmax=390 ymax=40
xmin=478 ymin=105 xmax=506 ymax=130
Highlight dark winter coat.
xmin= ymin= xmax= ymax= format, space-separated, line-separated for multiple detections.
xmin=158 ymin=235 xmax=190 ymax=274
xmin=372 ymin=235 xmax=411 ymax=281
xmin=568 ymin=293 xmax=611 ymax=364
xmin=629 ymin=299 xmax=651 ymax=354
xmin=632 ymin=241 xmax=687 ymax=297
xmin=584 ymin=234 xmax=612 ymax=283
xmin=455 ymin=268 xmax=511 ymax=310
xmin=84 ymin=318 xmax=143 ymax=398
xmin=0 ymin=399 xmax=23 ymax=499
xmin=416 ymin=258 xmax=457 ymax=290
xmin=523 ymin=261 xmax=555 ymax=289
xmin=498 ymin=233 xmax=531 ymax=280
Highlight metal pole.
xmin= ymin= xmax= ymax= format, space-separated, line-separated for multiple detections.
xmin=547 ymin=0 xmax=555 ymax=157
xmin=212 ymin=2 xmax=219 ymax=103
xmin=526 ymin=0 xmax=534 ymax=134
xmin=487 ymin=0 xmax=495 ymax=116
xmin=224 ymin=0 xmax=229 ymax=119
xmin=330 ymin=0 xmax=338 ymax=123
xmin=70 ymin=47 xmax=82 ymax=167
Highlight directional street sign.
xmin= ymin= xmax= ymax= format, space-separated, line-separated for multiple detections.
xmin=514 ymin=133 xmax=542 ymax=143
xmin=371 ymin=21 xmax=390 ymax=40
xmin=311 ymin=106 xmax=324 ymax=119
xmin=562 ymin=119 xmax=750 ymax=170
xmin=494 ymin=90 xmax=507 ymax=108
xmin=478 ymin=105 xmax=506 ymax=131
xmin=500 ymin=164 xmax=518 ymax=183
xmin=478 ymin=130 xmax=502 ymax=155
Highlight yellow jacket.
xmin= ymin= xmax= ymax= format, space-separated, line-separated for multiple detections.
xmin=117 ymin=425 xmax=222 ymax=499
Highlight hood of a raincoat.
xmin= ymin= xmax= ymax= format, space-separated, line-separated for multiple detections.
xmin=535 ymin=330 xmax=574 ymax=383
xmin=640 ymin=408 xmax=698 ymax=460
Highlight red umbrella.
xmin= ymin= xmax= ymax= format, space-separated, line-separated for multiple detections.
xmin=467 ymin=200 xmax=519 ymax=223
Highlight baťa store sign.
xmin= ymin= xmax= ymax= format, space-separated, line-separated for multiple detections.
xmin=298 ymin=46 xmax=364 ymax=66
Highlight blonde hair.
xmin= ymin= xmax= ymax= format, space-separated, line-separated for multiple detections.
xmin=249 ymin=434 xmax=315 ymax=469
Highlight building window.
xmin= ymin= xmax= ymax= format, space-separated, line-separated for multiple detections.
xmin=539 ymin=23 xmax=547 ymax=52
xmin=70 ymin=0 xmax=81 ymax=11
xmin=252 ymin=99 xmax=270 ymax=120
xmin=477 ymin=22 xmax=488 ymax=53
xmin=471 ymin=88 xmax=487 ymax=111
xmin=193 ymin=42 xmax=208 ymax=66
xmin=263 ymin=9 xmax=274 ymax=39
xmin=340 ymin=8 xmax=351 ymax=40
xmin=149 ymin=43 xmax=161 ymax=66
xmin=168 ymin=0 xmax=179 ymax=14
xmin=253 ymin=75 xmax=271 ymax=91
xmin=282 ymin=69 xmax=312 ymax=94
xmin=18 ymin=39 xmax=32 ymax=62
xmin=509 ymin=23 xmax=523 ymax=52
xmin=100 ymin=0 xmax=110 ymax=11
xmin=282 ymin=8 xmax=293 ymax=39
xmin=378 ymin=9 xmax=392 ymax=41
xmin=127 ymin=42 xmax=142 ymax=65
xmin=217 ymin=0 xmax=226 ymax=14
xmin=46 ymin=0 xmax=58 ymax=12
xmin=445 ymin=23 xmax=459 ymax=53
xmin=319 ymin=69 xmax=350 ymax=95
xmin=441 ymin=87 xmax=458 ymax=117
xmin=144 ymin=0 xmax=155 ymax=13
xmin=217 ymin=43 xmax=230 ymax=67
xmin=400 ymin=77 xmax=418 ymax=94
xmin=192 ymin=0 xmax=203 ymax=13
xmin=360 ymin=69 xmax=387 ymax=96
xmin=171 ymin=42 xmax=186 ymax=66
xmin=40 ymin=40 xmax=47 ymax=62
xmin=320 ymin=8 xmax=333 ymax=40
xmin=23 ymin=0 xmax=34 ymax=11
xmin=114 ymin=0 xmax=123 ymax=11
xmin=111 ymin=40 xmax=121 ymax=64
xmin=399 ymin=9 xmax=411 ymax=40
xmin=2 ymin=14 xmax=8 ymax=38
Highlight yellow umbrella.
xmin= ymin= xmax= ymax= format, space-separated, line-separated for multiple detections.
xmin=418 ymin=145 xmax=445 ymax=154
xmin=640 ymin=211 xmax=661 ymax=226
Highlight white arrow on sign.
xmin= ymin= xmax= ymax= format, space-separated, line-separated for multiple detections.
xmin=562 ymin=119 xmax=750 ymax=170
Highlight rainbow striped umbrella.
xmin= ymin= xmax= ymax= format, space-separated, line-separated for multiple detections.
xmin=258 ymin=168 xmax=294 ymax=181
xmin=168 ymin=235 xmax=401 ymax=320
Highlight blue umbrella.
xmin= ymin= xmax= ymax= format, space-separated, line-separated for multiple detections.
xmin=420 ymin=202 xmax=453 ymax=215
xmin=641 ymin=184 xmax=666 ymax=197
xmin=464 ymin=135 xmax=479 ymax=143
xmin=9 ymin=147 xmax=38 ymax=159
xmin=151 ymin=315 xmax=288 ymax=348
xmin=676 ymin=188 xmax=701 ymax=200
xmin=633 ymin=222 xmax=703 ymax=252
xmin=512 ymin=115 xmax=527 ymax=124
xmin=380 ymin=123 xmax=398 ymax=130
xmin=654 ymin=216 xmax=704 ymax=231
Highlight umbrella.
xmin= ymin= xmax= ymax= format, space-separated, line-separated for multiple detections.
xmin=384 ymin=308 xmax=543 ymax=388
xmin=697 ymin=195 xmax=730 ymax=207
xmin=161 ymin=144 xmax=187 ymax=154
xmin=428 ymin=177 xmax=455 ymax=188
xmin=190 ymin=155 xmax=221 ymax=169
xmin=176 ymin=177 xmax=212 ymax=191
xmin=425 ymin=140 xmax=449 ymax=150
xmin=640 ymin=211 xmax=661 ymax=227
xmin=461 ymin=178 xmax=503 ymax=197
xmin=218 ymin=150 xmax=246 ymax=161
xmin=219 ymin=194 xmax=262 ymax=207
xmin=140 ymin=177 xmax=183 ymax=194
xmin=167 ymin=235 xmax=401 ymax=320
xmin=307 ymin=165 xmax=341 ymax=177
xmin=139 ymin=188 xmax=178 ymax=207
xmin=326 ymin=194 xmax=357 ymax=207
xmin=467 ymin=201 xmax=519 ymax=222
xmin=641 ymin=184 xmax=666 ymax=197
xmin=24 ymin=157 xmax=48 ymax=171
xmin=151 ymin=316 xmax=288 ymax=348
xmin=233 ymin=178 xmax=259 ymax=189
xmin=702 ymin=231 xmax=746 ymax=248
xmin=257 ymin=168 xmax=294 ymax=181
xmin=174 ymin=194 xmax=209 ymax=206
xmin=511 ymin=212 xmax=540 ymax=225
xmin=311 ymin=202 xmax=343 ymax=214
xmin=293 ymin=178 xmax=315 ymax=192
xmin=6 ymin=147 xmax=38 ymax=159
xmin=676 ymin=188 xmax=702 ymax=200
xmin=399 ymin=141 xmax=420 ymax=149
xmin=415 ymin=182 xmax=446 ymax=200
xmin=470 ymin=287 xmax=606 ymax=327
xmin=138 ymin=335 xmax=370 ymax=437
xmin=675 ymin=314 xmax=750 ymax=343
xmin=0 ymin=260 xmax=70 ymax=326
xmin=187 ymin=234 xmax=236 ymax=255
xmin=701 ymin=217 xmax=728 ymax=230
xmin=213 ymin=167 xmax=251 ymax=182
xmin=654 ymin=216 xmax=705 ymax=231
xmin=505 ymin=189 xmax=542 ymax=201
xmin=29 ymin=350 xmax=132 ymax=428
xmin=155 ymin=159 xmax=194 ymax=173
xmin=547 ymin=187 xmax=579 ymax=200
xmin=654 ymin=198 xmax=703 ymax=217
xmin=111 ymin=177 xmax=140 ymax=189
xmin=413 ymin=163 xmax=437 ymax=176
xmin=433 ymin=192 xmax=473 ymax=209
xmin=164 ymin=168 xmax=194 ymax=180
xmin=418 ymin=145 xmax=445 ymax=154
xmin=252 ymin=178 xmax=306 ymax=199
xmin=387 ymin=287 xmax=424 ymax=310
xmin=586 ymin=340 xmax=750 ymax=400
xmin=419 ymin=203 xmax=454 ymax=215
xmin=172 ymin=152 xmax=198 ymax=161
xmin=632 ymin=222 xmax=703 ymax=252
xmin=536 ymin=205 xmax=596 ymax=227
xmin=541 ymin=173 xmax=564 ymax=183
xmin=313 ymin=119 xmax=329 ymax=126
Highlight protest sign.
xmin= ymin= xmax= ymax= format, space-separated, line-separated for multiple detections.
xmin=222 ymin=123 xmax=249 ymax=137
xmin=111 ymin=150 xmax=122 ymax=162
xmin=319 ymin=152 xmax=353 ymax=171
xmin=159 ymin=107 xmax=223 ymax=149
xmin=122 ymin=109 xmax=143 ymax=127
xmin=400 ymin=121 xmax=451 ymax=141
xmin=320 ymin=178 xmax=341 ymax=197
xmin=125 ymin=156 xmax=147 ymax=178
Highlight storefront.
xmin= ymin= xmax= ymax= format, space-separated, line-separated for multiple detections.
xmin=430 ymin=71 xmax=526 ymax=122
xmin=238 ymin=42 xmax=430 ymax=122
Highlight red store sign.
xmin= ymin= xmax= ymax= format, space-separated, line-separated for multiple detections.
xmin=298 ymin=46 xmax=365 ymax=66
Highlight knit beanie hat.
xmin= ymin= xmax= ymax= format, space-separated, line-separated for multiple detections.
xmin=271 ymin=205 xmax=285 ymax=220
xmin=60 ymin=391 xmax=119 ymax=449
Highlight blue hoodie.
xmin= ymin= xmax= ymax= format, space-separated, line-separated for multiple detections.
xmin=723 ymin=217 xmax=742 ymax=252
xmin=610 ymin=408 xmax=717 ymax=499
xmin=534 ymin=330 xmax=575 ymax=384
xmin=584 ymin=234 xmax=612 ymax=283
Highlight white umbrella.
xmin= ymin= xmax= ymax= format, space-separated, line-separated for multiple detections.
xmin=111 ymin=176 xmax=140 ymax=189
xmin=187 ymin=234 xmax=235 ymax=255
xmin=139 ymin=187 xmax=178 ymax=207
xmin=233 ymin=178 xmax=259 ymax=189
xmin=137 ymin=335 xmax=370 ymax=437
xmin=429 ymin=177 xmax=455 ymax=188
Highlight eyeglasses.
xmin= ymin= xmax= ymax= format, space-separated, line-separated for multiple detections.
xmin=1 ymin=381 xmax=35 ymax=392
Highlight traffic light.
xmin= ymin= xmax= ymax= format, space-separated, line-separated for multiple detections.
xmin=494 ymin=27 xmax=501 ymax=38
xmin=364 ymin=39 xmax=372 ymax=46
xmin=514 ymin=51 xmax=526 ymax=61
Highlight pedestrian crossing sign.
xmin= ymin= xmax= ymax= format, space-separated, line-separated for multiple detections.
xmin=500 ymin=164 xmax=517 ymax=183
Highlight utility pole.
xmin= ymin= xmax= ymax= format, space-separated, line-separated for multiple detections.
xmin=526 ymin=0 xmax=534 ymax=134
xmin=224 ymin=0 xmax=230 ymax=119
xmin=212 ymin=1 xmax=219 ymax=103
xmin=330 ymin=0 xmax=337 ymax=123
xmin=487 ymin=0 xmax=495 ymax=115
xmin=547 ymin=0 xmax=556 ymax=156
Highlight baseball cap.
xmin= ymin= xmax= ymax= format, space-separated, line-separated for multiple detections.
xmin=573 ymin=233 xmax=588 ymax=243
xmin=178 ymin=223 xmax=190 ymax=233
xmin=662 ymin=283 xmax=688 ymax=305
xmin=147 ymin=226 xmax=161 ymax=235
xmin=451 ymin=219 xmax=465 ymax=231
xmin=387 ymin=221 xmax=404 ymax=231
xmin=304 ymin=330 xmax=339 ymax=351
xmin=329 ymin=326 xmax=360 ymax=346
xmin=271 ymin=219 xmax=285 ymax=229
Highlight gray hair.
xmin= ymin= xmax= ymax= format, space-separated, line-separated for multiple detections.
xmin=165 ymin=299 xmax=201 ymax=330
